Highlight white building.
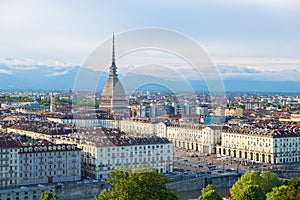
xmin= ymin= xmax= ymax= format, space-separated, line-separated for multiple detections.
xmin=47 ymin=115 xmax=118 ymax=129
xmin=55 ymin=128 xmax=173 ymax=179
xmin=119 ymin=120 xmax=223 ymax=155
xmin=119 ymin=119 xmax=155 ymax=136
xmin=0 ymin=135 xmax=20 ymax=188
xmin=0 ymin=133 xmax=81 ymax=188
xmin=19 ymin=143 xmax=81 ymax=185
xmin=166 ymin=125 xmax=222 ymax=154
xmin=218 ymin=124 xmax=300 ymax=164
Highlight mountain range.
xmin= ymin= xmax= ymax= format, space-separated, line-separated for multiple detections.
xmin=0 ymin=60 xmax=300 ymax=93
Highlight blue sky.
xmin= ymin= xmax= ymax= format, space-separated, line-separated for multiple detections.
xmin=0 ymin=0 xmax=300 ymax=72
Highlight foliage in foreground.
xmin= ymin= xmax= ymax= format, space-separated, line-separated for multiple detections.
xmin=198 ymin=184 xmax=222 ymax=200
xmin=229 ymin=171 xmax=282 ymax=200
xmin=266 ymin=176 xmax=300 ymax=200
xmin=94 ymin=167 xmax=179 ymax=200
xmin=239 ymin=185 xmax=265 ymax=200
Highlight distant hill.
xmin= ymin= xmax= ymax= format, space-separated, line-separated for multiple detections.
xmin=0 ymin=61 xmax=300 ymax=93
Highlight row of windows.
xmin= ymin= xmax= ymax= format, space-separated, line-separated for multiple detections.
xmin=0 ymin=148 xmax=18 ymax=153
xmin=275 ymin=138 xmax=300 ymax=142
xmin=20 ymin=169 xmax=79 ymax=177
xmin=105 ymin=156 xmax=170 ymax=165
xmin=224 ymin=134 xmax=272 ymax=141
xmin=99 ymin=144 xmax=167 ymax=153
xmin=101 ymin=149 xmax=169 ymax=158
xmin=22 ymin=152 xmax=78 ymax=157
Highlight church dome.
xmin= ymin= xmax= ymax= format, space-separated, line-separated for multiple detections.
xmin=99 ymin=34 xmax=128 ymax=116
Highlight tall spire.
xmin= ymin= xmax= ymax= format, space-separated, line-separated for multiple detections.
xmin=110 ymin=32 xmax=117 ymax=77
xmin=112 ymin=32 xmax=115 ymax=63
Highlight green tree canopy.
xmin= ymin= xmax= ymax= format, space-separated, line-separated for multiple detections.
xmin=266 ymin=185 xmax=289 ymax=200
xmin=266 ymin=176 xmax=300 ymax=200
xmin=229 ymin=171 xmax=282 ymax=200
xmin=240 ymin=185 xmax=265 ymax=200
xmin=40 ymin=192 xmax=58 ymax=200
xmin=94 ymin=167 xmax=179 ymax=200
xmin=259 ymin=171 xmax=283 ymax=193
xmin=198 ymin=184 xmax=222 ymax=200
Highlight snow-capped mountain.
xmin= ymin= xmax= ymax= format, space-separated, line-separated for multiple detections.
xmin=0 ymin=58 xmax=300 ymax=92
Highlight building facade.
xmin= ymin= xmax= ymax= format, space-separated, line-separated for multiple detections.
xmin=119 ymin=119 xmax=156 ymax=136
xmin=0 ymin=135 xmax=20 ymax=188
xmin=166 ymin=125 xmax=222 ymax=154
xmin=218 ymin=125 xmax=300 ymax=164
xmin=55 ymin=128 xmax=173 ymax=179
xmin=0 ymin=133 xmax=81 ymax=188
xmin=19 ymin=143 xmax=81 ymax=185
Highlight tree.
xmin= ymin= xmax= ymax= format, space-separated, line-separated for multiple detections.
xmin=259 ymin=171 xmax=283 ymax=193
xmin=239 ymin=185 xmax=265 ymax=200
xmin=266 ymin=176 xmax=300 ymax=200
xmin=229 ymin=171 xmax=282 ymax=200
xmin=287 ymin=175 xmax=300 ymax=199
xmin=198 ymin=184 xmax=222 ymax=200
xmin=40 ymin=192 xmax=58 ymax=200
xmin=266 ymin=185 xmax=289 ymax=200
xmin=94 ymin=167 xmax=179 ymax=200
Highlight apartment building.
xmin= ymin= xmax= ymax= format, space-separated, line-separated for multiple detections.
xmin=19 ymin=142 xmax=81 ymax=185
xmin=0 ymin=133 xmax=81 ymax=188
xmin=0 ymin=135 xmax=20 ymax=188
xmin=166 ymin=124 xmax=222 ymax=154
xmin=218 ymin=123 xmax=300 ymax=164
xmin=55 ymin=127 xmax=173 ymax=179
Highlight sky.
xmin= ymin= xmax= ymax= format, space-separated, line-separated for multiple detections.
xmin=0 ymin=0 xmax=300 ymax=72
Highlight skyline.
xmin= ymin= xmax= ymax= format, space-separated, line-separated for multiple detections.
xmin=0 ymin=0 xmax=300 ymax=74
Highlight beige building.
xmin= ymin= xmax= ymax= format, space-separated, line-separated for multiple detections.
xmin=55 ymin=128 xmax=173 ymax=179
xmin=218 ymin=125 xmax=300 ymax=164
xmin=119 ymin=119 xmax=156 ymax=136
xmin=280 ymin=113 xmax=300 ymax=122
xmin=166 ymin=125 xmax=222 ymax=154
xmin=225 ymin=108 xmax=243 ymax=116
xmin=119 ymin=120 xmax=222 ymax=154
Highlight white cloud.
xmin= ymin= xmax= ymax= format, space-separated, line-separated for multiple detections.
xmin=47 ymin=70 xmax=71 ymax=77
xmin=0 ymin=69 xmax=12 ymax=75
xmin=0 ymin=58 xmax=76 ymax=68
